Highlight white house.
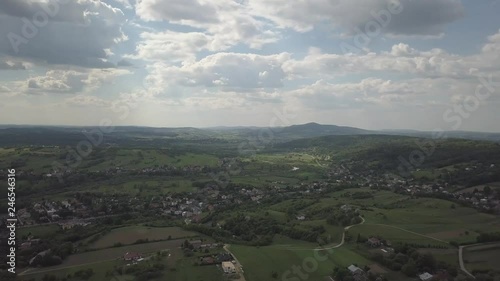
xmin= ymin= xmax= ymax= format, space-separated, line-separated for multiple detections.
xmin=419 ymin=272 xmax=433 ymax=281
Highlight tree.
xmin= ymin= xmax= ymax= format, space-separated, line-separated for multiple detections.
xmin=401 ymin=260 xmax=418 ymax=277
xmin=483 ymin=186 xmax=492 ymax=195
xmin=417 ymin=253 xmax=437 ymax=272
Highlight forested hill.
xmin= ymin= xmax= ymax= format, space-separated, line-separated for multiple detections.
xmin=270 ymin=135 xmax=500 ymax=180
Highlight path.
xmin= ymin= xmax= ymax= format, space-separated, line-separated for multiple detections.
xmin=316 ymin=216 xmax=366 ymax=250
xmin=365 ymin=223 xmax=449 ymax=244
xmin=272 ymin=216 xmax=366 ymax=251
xmin=224 ymin=244 xmax=247 ymax=281
xmin=458 ymin=245 xmax=475 ymax=279
xmin=272 ymin=216 xmax=452 ymax=251
xmin=18 ymin=249 xmax=162 ymax=276
xmin=18 ymin=258 xmax=119 ymax=276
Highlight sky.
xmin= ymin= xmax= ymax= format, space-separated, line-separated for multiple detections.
xmin=0 ymin=0 xmax=500 ymax=132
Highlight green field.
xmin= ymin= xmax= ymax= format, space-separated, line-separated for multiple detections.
xmin=347 ymin=224 xmax=450 ymax=248
xmin=86 ymin=178 xmax=200 ymax=195
xmin=418 ymin=248 xmax=459 ymax=267
xmin=173 ymin=257 xmax=224 ymax=281
xmin=18 ymin=224 xmax=60 ymax=239
xmin=463 ymin=243 xmax=500 ymax=272
xmin=24 ymin=240 xmax=185 ymax=275
xmin=230 ymin=243 xmax=374 ymax=281
xmin=90 ymin=226 xmax=199 ymax=249
xmin=0 ymin=147 xmax=219 ymax=173
xmin=20 ymin=259 xmax=127 ymax=281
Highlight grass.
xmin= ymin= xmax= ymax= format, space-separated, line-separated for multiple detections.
xmin=88 ymin=178 xmax=198 ymax=195
xmin=418 ymin=248 xmax=459 ymax=267
xmin=0 ymin=147 xmax=219 ymax=173
xmin=26 ymin=240 xmax=185 ymax=273
xmin=18 ymin=224 xmax=60 ymax=239
xmin=463 ymin=243 xmax=500 ymax=272
xmin=90 ymin=226 xmax=199 ymax=249
xmin=173 ymin=258 xmax=224 ymax=281
xmin=347 ymin=224 xmax=450 ymax=248
xmin=20 ymin=259 xmax=125 ymax=281
xmin=230 ymin=243 xmax=374 ymax=281
xmin=86 ymin=150 xmax=219 ymax=171
xmin=456 ymin=182 xmax=500 ymax=194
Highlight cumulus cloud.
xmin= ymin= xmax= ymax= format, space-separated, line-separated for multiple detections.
xmin=247 ymin=0 xmax=464 ymax=36
xmin=144 ymin=52 xmax=291 ymax=94
xmin=0 ymin=0 xmax=128 ymax=67
xmin=132 ymin=0 xmax=279 ymax=61
xmin=64 ymin=95 xmax=111 ymax=107
xmin=129 ymin=31 xmax=213 ymax=62
xmin=0 ymin=59 xmax=28 ymax=70
xmin=283 ymin=37 xmax=500 ymax=80
xmin=12 ymin=68 xmax=131 ymax=95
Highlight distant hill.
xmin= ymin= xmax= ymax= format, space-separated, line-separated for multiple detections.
xmin=0 ymin=123 xmax=499 ymax=146
xmin=274 ymin=122 xmax=369 ymax=138
xmin=271 ymin=134 xmax=500 ymax=184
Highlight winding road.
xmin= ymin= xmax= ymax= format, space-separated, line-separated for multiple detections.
xmin=458 ymin=246 xmax=475 ymax=279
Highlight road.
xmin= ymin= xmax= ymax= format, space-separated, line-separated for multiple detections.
xmin=459 ymin=246 xmax=475 ymax=279
xmin=318 ymin=215 xmax=366 ymax=250
xmin=366 ymin=223 xmax=449 ymax=244
xmin=270 ymin=215 xmax=366 ymax=251
xmin=18 ymin=249 xmax=163 ymax=276
xmin=223 ymin=244 xmax=247 ymax=281
xmin=272 ymin=216 xmax=452 ymax=252
xmin=18 ymin=258 xmax=119 ymax=276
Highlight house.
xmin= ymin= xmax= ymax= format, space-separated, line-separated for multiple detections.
xmin=216 ymin=252 xmax=233 ymax=262
xmin=188 ymin=240 xmax=202 ymax=249
xmin=123 ymin=252 xmax=142 ymax=261
xmin=20 ymin=241 xmax=32 ymax=251
xmin=367 ymin=237 xmax=381 ymax=247
xmin=296 ymin=215 xmax=306 ymax=220
xmin=29 ymin=250 xmax=51 ymax=265
xmin=340 ymin=205 xmax=352 ymax=212
xmin=347 ymin=265 xmax=367 ymax=281
xmin=200 ymin=256 xmax=216 ymax=265
xmin=419 ymin=272 xmax=433 ymax=281
xmin=222 ymin=261 xmax=236 ymax=274
xmin=347 ymin=265 xmax=363 ymax=275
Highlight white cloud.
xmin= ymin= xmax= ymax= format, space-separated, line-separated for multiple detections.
xmin=144 ymin=52 xmax=291 ymax=94
xmin=0 ymin=0 xmax=128 ymax=67
xmin=64 ymin=95 xmax=111 ymax=107
xmin=129 ymin=31 xmax=212 ymax=62
xmin=133 ymin=0 xmax=279 ymax=60
xmin=0 ymin=58 xmax=28 ymax=70
xmin=247 ymin=0 xmax=464 ymax=36
xmin=12 ymin=68 xmax=131 ymax=95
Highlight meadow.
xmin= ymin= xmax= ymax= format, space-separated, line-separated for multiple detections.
xmin=463 ymin=243 xmax=500 ymax=272
xmin=18 ymin=224 xmax=60 ymax=239
xmin=89 ymin=226 xmax=200 ymax=249
xmin=22 ymin=240 xmax=185 ymax=276
xmin=230 ymin=243 xmax=413 ymax=281
xmin=310 ymin=188 xmax=500 ymax=244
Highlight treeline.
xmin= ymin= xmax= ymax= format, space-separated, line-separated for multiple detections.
xmin=477 ymin=232 xmax=500 ymax=243
xmin=327 ymin=210 xmax=361 ymax=227
xmin=184 ymin=213 xmax=327 ymax=245
xmin=369 ymin=244 xmax=458 ymax=277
